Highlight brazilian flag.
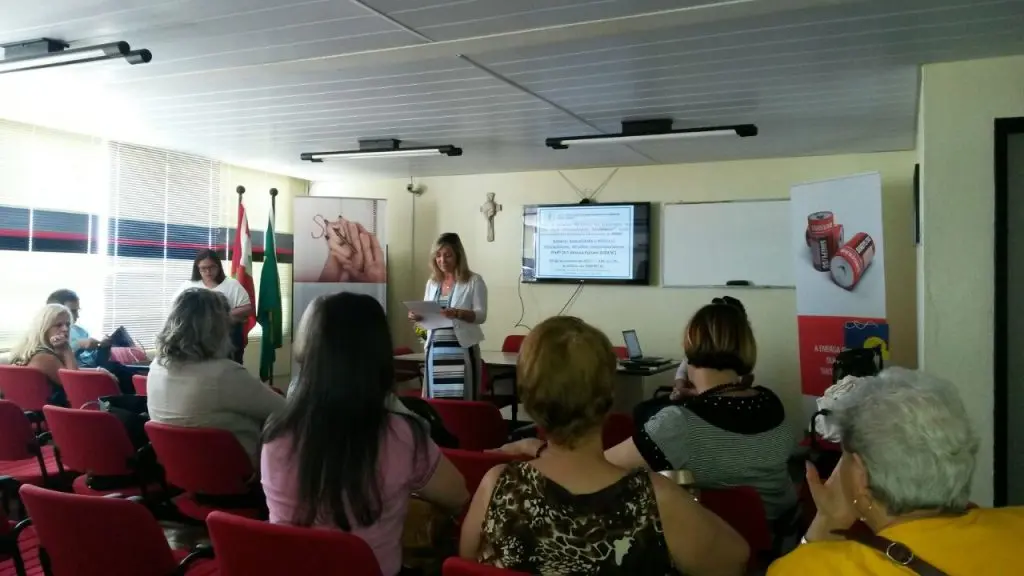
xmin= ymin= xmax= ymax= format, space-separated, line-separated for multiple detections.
xmin=257 ymin=205 xmax=282 ymax=382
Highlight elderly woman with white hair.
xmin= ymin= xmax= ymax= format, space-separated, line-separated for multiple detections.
xmin=769 ymin=368 xmax=1023 ymax=575
xmin=147 ymin=288 xmax=285 ymax=463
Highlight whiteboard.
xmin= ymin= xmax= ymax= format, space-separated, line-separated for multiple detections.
xmin=662 ymin=200 xmax=794 ymax=288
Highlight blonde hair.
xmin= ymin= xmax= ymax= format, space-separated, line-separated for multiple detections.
xmin=10 ymin=304 xmax=72 ymax=364
xmin=429 ymin=232 xmax=472 ymax=284
xmin=293 ymin=295 xmax=329 ymax=365
xmin=683 ymin=303 xmax=757 ymax=375
xmin=517 ymin=316 xmax=616 ymax=448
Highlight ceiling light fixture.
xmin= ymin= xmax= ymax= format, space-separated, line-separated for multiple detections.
xmin=0 ymin=39 xmax=152 ymax=75
xmin=545 ymin=119 xmax=757 ymax=149
xmin=300 ymin=139 xmax=463 ymax=162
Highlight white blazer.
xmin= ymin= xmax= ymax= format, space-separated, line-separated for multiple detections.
xmin=424 ymin=273 xmax=488 ymax=349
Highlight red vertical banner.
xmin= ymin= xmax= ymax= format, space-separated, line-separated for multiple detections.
xmin=791 ymin=173 xmax=887 ymax=397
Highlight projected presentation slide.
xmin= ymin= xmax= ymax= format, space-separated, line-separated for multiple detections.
xmin=534 ymin=204 xmax=635 ymax=280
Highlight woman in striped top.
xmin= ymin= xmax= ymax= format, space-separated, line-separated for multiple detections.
xmin=408 ymin=233 xmax=488 ymax=401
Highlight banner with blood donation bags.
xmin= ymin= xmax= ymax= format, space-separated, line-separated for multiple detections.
xmin=790 ymin=172 xmax=888 ymax=397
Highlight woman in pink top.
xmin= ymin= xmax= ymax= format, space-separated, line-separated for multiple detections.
xmin=261 ymin=292 xmax=468 ymax=576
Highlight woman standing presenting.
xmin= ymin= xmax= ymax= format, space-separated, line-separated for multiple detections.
xmin=408 ymin=233 xmax=487 ymax=400
xmin=178 ymin=249 xmax=254 ymax=364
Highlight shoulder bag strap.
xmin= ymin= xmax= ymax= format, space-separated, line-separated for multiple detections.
xmin=833 ymin=529 xmax=948 ymax=575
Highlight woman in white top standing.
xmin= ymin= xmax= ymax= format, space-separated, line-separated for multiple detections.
xmin=408 ymin=233 xmax=488 ymax=400
xmin=179 ymin=249 xmax=253 ymax=363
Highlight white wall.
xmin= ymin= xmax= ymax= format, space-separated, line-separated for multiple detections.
xmin=919 ymin=55 xmax=1024 ymax=506
xmin=314 ymin=151 xmax=918 ymax=431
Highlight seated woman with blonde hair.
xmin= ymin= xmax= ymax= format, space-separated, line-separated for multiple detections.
xmin=769 ymin=368 xmax=1024 ymax=575
xmin=8 ymin=303 xmax=78 ymax=406
xmin=461 ymin=316 xmax=750 ymax=576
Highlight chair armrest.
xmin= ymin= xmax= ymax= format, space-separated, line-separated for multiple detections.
xmin=23 ymin=411 xmax=43 ymax=424
xmin=174 ymin=544 xmax=215 ymax=575
xmin=10 ymin=518 xmax=32 ymax=539
xmin=35 ymin=431 xmax=52 ymax=445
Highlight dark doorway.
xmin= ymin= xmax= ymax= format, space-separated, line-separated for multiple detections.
xmin=994 ymin=116 xmax=1024 ymax=507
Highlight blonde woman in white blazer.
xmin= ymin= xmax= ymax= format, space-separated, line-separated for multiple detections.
xmin=408 ymin=233 xmax=488 ymax=400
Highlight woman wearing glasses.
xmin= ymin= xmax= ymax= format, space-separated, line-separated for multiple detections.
xmin=408 ymin=233 xmax=488 ymax=400
xmin=176 ymin=249 xmax=254 ymax=364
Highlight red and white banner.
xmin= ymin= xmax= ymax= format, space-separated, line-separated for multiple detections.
xmin=231 ymin=202 xmax=257 ymax=345
xmin=791 ymin=172 xmax=887 ymax=397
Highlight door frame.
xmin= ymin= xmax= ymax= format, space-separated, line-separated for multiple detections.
xmin=994 ymin=117 xmax=1024 ymax=506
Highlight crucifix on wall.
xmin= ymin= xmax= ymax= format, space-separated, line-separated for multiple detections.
xmin=480 ymin=192 xmax=502 ymax=242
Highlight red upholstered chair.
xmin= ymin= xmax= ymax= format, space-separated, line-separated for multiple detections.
xmin=501 ymin=335 xmax=525 ymax=353
xmin=0 ymin=365 xmax=52 ymax=431
xmin=19 ymin=484 xmax=214 ymax=576
xmin=0 ymin=484 xmax=41 ymax=576
xmin=207 ymin=510 xmax=381 ymax=576
xmin=43 ymin=406 xmax=161 ymax=498
xmin=131 ymin=374 xmax=148 ymax=396
xmin=428 ymin=399 xmax=507 ymax=451
xmin=58 ymin=369 xmax=120 ymax=410
xmin=601 ymin=413 xmax=634 ymax=449
xmin=0 ymin=401 xmax=63 ymax=488
xmin=700 ymin=487 xmax=772 ymax=564
xmin=144 ymin=421 xmax=265 ymax=520
xmin=612 ymin=346 xmax=629 ymax=360
xmin=443 ymin=557 xmax=530 ymax=575
xmin=442 ymin=449 xmax=527 ymax=495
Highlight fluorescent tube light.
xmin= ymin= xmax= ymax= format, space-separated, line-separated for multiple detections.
xmin=546 ymin=123 xmax=757 ymax=149
xmin=0 ymin=41 xmax=152 ymax=75
xmin=301 ymin=145 xmax=463 ymax=162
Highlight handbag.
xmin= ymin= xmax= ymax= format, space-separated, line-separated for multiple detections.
xmin=834 ymin=529 xmax=948 ymax=575
xmin=397 ymin=396 xmax=460 ymax=449
xmin=402 ymin=498 xmax=457 ymax=573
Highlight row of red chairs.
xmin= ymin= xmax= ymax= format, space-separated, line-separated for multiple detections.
xmin=0 ymin=366 xmax=148 ymax=416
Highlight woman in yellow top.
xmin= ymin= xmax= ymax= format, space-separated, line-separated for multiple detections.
xmin=769 ymin=368 xmax=1024 ymax=575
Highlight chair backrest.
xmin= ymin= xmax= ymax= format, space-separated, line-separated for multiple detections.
xmin=144 ymin=421 xmax=254 ymax=495
xmin=131 ymin=374 xmax=148 ymax=396
xmin=602 ymin=412 xmax=634 ymax=449
xmin=442 ymin=449 xmax=527 ymax=494
xmin=500 ymin=335 xmax=525 ymax=353
xmin=443 ymin=557 xmax=530 ymax=575
xmin=207 ymin=511 xmax=382 ymax=576
xmin=58 ymin=369 xmax=121 ymax=410
xmin=42 ymin=405 xmax=136 ymax=476
xmin=0 ymin=399 xmax=37 ymax=461
xmin=394 ymin=345 xmax=415 ymax=356
xmin=427 ymin=399 xmax=507 ymax=451
xmin=700 ymin=486 xmax=772 ymax=553
xmin=0 ymin=365 xmax=53 ymax=412
xmin=612 ymin=346 xmax=629 ymax=360
xmin=19 ymin=484 xmax=178 ymax=576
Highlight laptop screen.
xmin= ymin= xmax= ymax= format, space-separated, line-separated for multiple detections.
xmin=622 ymin=330 xmax=642 ymax=359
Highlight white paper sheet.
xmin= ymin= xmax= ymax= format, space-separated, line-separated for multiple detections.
xmin=403 ymin=300 xmax=453 ymax=331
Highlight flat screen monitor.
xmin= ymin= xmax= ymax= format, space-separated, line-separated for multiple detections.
xmin=521 ymin=202 xmax=651 ymax=285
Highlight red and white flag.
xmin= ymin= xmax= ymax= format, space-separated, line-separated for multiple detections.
xmin=231 ymin=202 xmax=257 ymax=346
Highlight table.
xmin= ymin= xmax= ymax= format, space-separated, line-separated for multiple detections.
xmin=394 ymin=351 xmax=678 ymax=425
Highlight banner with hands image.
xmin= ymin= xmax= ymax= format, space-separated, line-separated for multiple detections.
xmin=292 ymin=197 xmax=388 ymax=368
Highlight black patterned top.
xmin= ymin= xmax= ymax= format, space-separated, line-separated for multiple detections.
xmin=479 ymin=461 xmax=678 ymax=575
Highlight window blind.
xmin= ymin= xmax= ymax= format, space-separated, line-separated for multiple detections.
xmin=0 ymin=120 xmax=105 ymax=349
xmin=105 ymin=143 xmax=222 ymax=348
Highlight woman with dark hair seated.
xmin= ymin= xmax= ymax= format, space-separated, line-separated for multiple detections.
xmin=770 ymin=369 xmax=1024 ymax=574
xmin=261 ymin=292 xmax=469 ymax=576
xmin=605 ymin=300 xmax=798 ymax=523
xmin=464 ymin=316 xmax=749 ymax=575
xmin=176 ymin=249 xmax=253 ymax=364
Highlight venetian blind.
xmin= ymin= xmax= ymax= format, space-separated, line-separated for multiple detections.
xmin=104 ymin=143 xmax=222 ymax=347
xmin=0 ymin=120 xmax=106 ymax=349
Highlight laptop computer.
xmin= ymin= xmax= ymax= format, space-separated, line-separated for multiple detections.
xmin=622 ymin=330 xmax=668 ymax=366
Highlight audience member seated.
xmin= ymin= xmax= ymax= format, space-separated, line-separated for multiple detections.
xmin=261 ymin=292 xmax=468 ymax=576
xmin=605 ymin=300 xmax=798 ymax=522
xmin=147 ymin=288 xmax=284 ymax=463
xmin=465 ymin=316 xmax=749 ymax=575
xmin=8 ymin=303 xmax=76 ymax=406
xmin=769 ymin=368 xmax=1024 ymax=575
xmin=45 ymin=288 xmax=136 ymax=395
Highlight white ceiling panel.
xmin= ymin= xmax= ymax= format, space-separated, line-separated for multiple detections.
xmin=0 ymin=0 xmax=1022 ymax=181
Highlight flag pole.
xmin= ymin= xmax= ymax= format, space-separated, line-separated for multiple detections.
xmin=234 ymin=185 xmax=244 ymax=258
xmin=268 ymin=187 xmax=278 ymax=387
